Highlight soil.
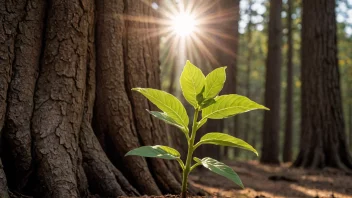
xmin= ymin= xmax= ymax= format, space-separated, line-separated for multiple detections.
xmin=190 ymin=160 xmax=352 ymax=198
xmin=120 ymin=196 xmax=205 ymax=198
xmin=122 ymin=160 xmax=352 ymax=198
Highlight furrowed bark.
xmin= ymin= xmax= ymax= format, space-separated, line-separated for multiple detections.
xmin=0 ymin=160 xmax=8 ymax=198
xmin=123 ymin=0 xmax=181 ymax=194
xmin=0 ymin=0 xmax=202 ymax=196
xmin=0 ymin=1 xmax=24 ymax=196
xmin=80 ymin=121 xmax=140 ymax=196
xmin=0 ymin=0 xmax=26 ymax=133
xmin=79 ymin=22 xmax=138 ymax=196
xmin=31 ymin=0 xmax=91 ymax=197
xmin=294 ymin=0 xmax=352 ymax=170
xmin=4 ymin=0 xmax=45 ymax=189
xmin=94 ymin=0 xmax=161 ymax=195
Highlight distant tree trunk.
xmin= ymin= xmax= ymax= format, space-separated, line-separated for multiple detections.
xmin=283 ymin=0 xmax=294 ymax=163
xmin=350 ymin=104 xmax=352 ymax=151
xmin=218 ymin=0 xmax=240 ymax=159
xmin=293 ymin=0 xmax=352 ymax=170
xmin=0 ymin=0 xmax=188 ymax=197
xmin=260 ymin=0 xmax=282 ymax=164
xmin=192 ymin=0 xmax=240 ymax=160
xmin=244 ymin=0 xmax=253 ymax=154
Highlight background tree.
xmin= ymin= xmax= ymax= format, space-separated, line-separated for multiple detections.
xmin=0 ymin=0 xmax=191 ymax=197
xmin=283 ymin=0 xmax=294 ymax=163
xmin=244 ymin=0 xmax=253 ymax=153
xmin=260 ymin=0 xmax=282 ymax=164
xmin=220 ymin=0 xmax=240 ymax=159
xmin=194 ymin=0 xmax=240 ymax=160
xmin=293 ymin=0 xmax=352 ymax=169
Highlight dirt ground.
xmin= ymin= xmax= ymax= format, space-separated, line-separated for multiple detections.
xmin=189 ymin=160 xmax=352 ymax=198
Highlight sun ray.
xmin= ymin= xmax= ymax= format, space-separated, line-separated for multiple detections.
xmin=121 ymin=0 xmax=240 ymax=77
xmin=189 ymin=33 xmax=219 ymax=65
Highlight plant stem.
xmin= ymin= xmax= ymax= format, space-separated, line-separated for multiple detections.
xmin=181 ymin=108 xmax=199 ymax=198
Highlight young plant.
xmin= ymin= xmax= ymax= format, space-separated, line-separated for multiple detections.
xmin=126 ymin=61 xmax=269 ymax=198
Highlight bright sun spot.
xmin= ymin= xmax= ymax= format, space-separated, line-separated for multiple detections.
xmin=172 ymin=13 xmax=196 ymax=36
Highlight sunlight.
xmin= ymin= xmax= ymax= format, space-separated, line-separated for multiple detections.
xmin=145 ymin=0 xmax=241 ymax=74
xmin=172 ymin=13 xmax=196 ymax=36
xmin=290 ymin=184 xmax=349 ymax=198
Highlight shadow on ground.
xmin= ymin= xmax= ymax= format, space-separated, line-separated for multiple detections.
xmin=190 ymin=160 xmax=352 ymax=198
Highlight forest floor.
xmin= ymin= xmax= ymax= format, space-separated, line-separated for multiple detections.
xmin=190 ymin=160 xmax=352 ymax=198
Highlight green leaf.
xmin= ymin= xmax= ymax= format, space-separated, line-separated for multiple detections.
xmin=196 ymin=87 xmax=205 ymax=104
xmin=198 ymin=133 xmax=258 ymax=156
xmin=147 ymin=110 xmax=186 ymax=132
xmin=197 ymin=157 xmax=244 ymax=188
xmin=202 ymin=94 xmax=269 ymax=120
xmin=199 ymin=98 xmax=216 ymax=109
xmin=180 ymin=60 xmax=206 ymax=108
xmin=132 ymin=88 xmax=189 ymax=129
xmin=125 ymin=145 xmax=180 ymax=160
xmin=204 ymin=67 xmax=227 ymax=99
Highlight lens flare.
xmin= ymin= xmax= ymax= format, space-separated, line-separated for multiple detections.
xmin=172 ymin=13 xmax=196 ymax=36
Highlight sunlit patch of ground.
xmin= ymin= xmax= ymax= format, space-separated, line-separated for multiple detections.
xmin=190 ymin=160 xmax=352 ymax=198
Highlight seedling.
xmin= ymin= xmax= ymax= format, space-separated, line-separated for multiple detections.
xmin=126 ymin=61 xmax=269 ymax=198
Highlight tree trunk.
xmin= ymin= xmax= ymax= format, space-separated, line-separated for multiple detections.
xmin=260 ymin=0 xmax=282 ymax=164
xmin=217 ymin=0 xmax=240 ymax=159
xmin=0 ymin=0 xmax=186 ymax=197
xmin=195 ymin=0 xmax=240 ymax=160
xmin=293 ymin=0 xmax=352 ymax=170
xmin=350 ymin=104 xmax=352 ymax=151
xmin=1 ymin=0 xmax=42 ymax=196
xmin=244 ymin=0 xmax=253 ymax=156
xmin=283 ymin=0 xmax=294 ymax=163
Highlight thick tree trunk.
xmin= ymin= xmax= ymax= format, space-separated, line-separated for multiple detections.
xmin=283 ymin=0 xmax=294 ymax=163
xmin=0 ymin=0 xmax=185 ymax=197
xmin=0 ymin=160 xmax=8 ymax=198
xmin=3 ymin=0 xmax=44 ymax=188
xmin=0 ymin=0 xmax=34 ymax=197
xmin=293 ymin=0 xmax=352 ymax=170
xmin=94 ymin=0 xmax=161 ymax=195
xmin=29 ymin=0 xmax=93 ymax=196
xmin=260 ymin=0 xmax=282 ymax=164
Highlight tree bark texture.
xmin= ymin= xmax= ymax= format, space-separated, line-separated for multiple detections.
xmin=293 ymin=0 xmax=352 ymax=170
xmin=260 ymin=0 xmax=282 ymax=164
xmin=0 ymin=0 xmax=185 ymax=197
xmin=283 ymin=0 xmax=294 ymax=163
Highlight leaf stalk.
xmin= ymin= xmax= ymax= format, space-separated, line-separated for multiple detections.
xmin=181 ymin=108 xmax=199 ymax=198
